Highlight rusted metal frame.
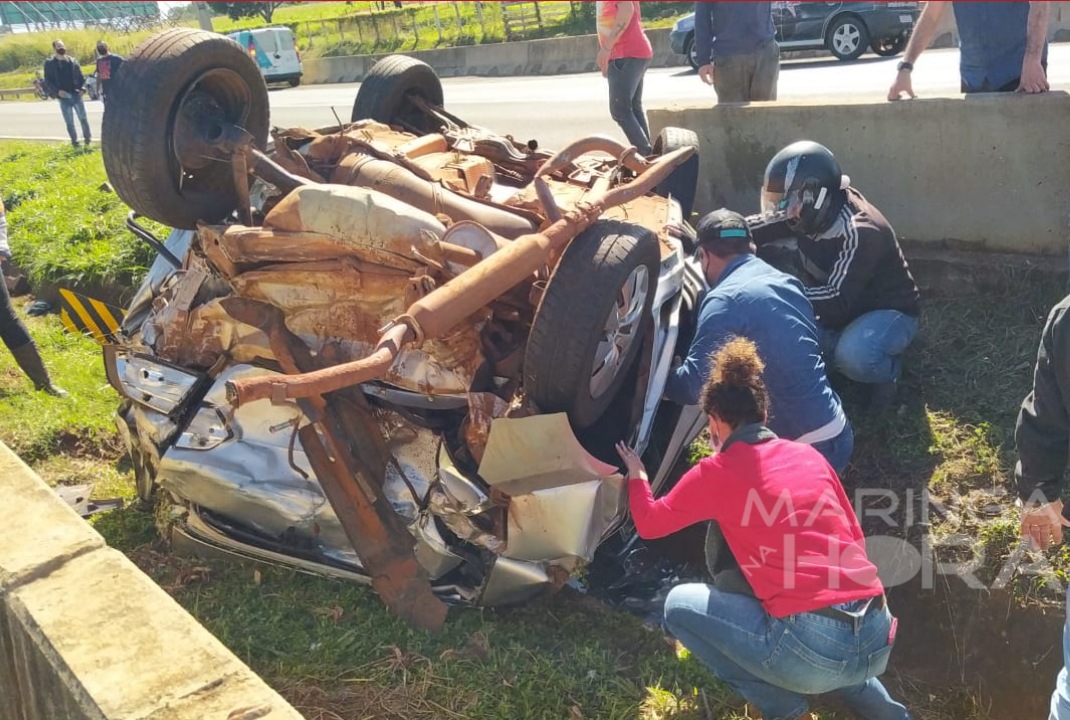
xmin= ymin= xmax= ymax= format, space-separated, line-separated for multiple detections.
xmin=220 ymin=297 xmax=448 ymax=632
xmin=225 ymin=144 xmax=696 ymax=407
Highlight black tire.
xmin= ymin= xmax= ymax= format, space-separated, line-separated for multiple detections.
xmin=525 ymin=221 xmax=659 ymax=430
xmin=826 ymin=15 xmax=869 ymax=61
xmin=351 ymin=54 xmax=444 ymax=133
xmin=685 ymin=33 xmax=700 ymax=71
xmin=652 ymin=127 xmax=700 ymax=220
xmin=102 ymin=28 xmax=270 ymax=230
xmin=870 ymin=34 xmax=907 ymax=57
xmin=288 ymin=76 xmax=301 ymax=87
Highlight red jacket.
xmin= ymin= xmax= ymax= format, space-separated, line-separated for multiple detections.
xmin=629 ymin=431 xmax=882 ymax=617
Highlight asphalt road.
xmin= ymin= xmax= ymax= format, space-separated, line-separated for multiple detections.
xmin=2 ymin=45 xmax=1068 ymax=150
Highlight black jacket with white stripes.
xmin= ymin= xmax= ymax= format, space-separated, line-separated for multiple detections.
xmin=796 ymin=188 xmax=920 ymax=331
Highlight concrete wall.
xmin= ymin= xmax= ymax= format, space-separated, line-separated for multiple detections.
xmin=303 ymin=27 xmax=677 ymax=84
xmin=0 ymin=442 xmax=305 ymax=720
xmin=649 ymin=91 xmax=1070 ymax=255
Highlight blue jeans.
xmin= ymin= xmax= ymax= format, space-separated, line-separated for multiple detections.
xmin=820 ymin=310 xmax=919 ymax=386
xmin=664 ymin=584 xmax=912 ymax=720
xmin=1050 ymin=585 xmax=1070 ymax=719
xmin=810 ymin=421 xmax=854 ymax=476
xmin=606 ymin=56 xmax=651 ymax=155
xmin=58 ymin=94 xmax=91 ymax=145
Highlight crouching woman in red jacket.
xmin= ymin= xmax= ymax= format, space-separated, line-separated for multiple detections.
xmin=616 ymin=337 xmax=911 ymax=720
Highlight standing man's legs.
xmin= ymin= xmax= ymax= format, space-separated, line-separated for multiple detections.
xmin=71 ymin=94 xmax=91 ymax=144
xmin=607 ymin=57 xmax=652 ymax=154
xmin=712 ymin=52 xmax=755 ymax=103
xmin=58 ymin=97 xmax=78 ymax=146
xmin=750 ymin=39 xmax=780 ymax=101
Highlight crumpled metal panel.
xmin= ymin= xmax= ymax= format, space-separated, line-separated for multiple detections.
xmin=479 ymin=556 xmax=550 ymax=607
xmin=157 ymin=364 xmax=452 ymax=575
xmin=478 ymin=413 xmax=626 ymax=563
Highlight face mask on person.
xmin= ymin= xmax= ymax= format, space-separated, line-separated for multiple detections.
xmin=97 ymin=46 xmax=106 ymax=57
xmin=55 ymin=48 xmax=66 ymax=56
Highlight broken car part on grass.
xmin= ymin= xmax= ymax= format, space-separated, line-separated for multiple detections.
xmin=100 ymin=28 xmax=708 ymax=631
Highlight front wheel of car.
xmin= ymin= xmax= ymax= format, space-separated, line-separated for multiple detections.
xmin=525 ymin=222 xmax=660 ymax=431
xmin=685 ymin=34 xmax=700 ymax=71
xmin=652 ymin=127 xmax=700 ymax=220
xmin=870 ymin=34 xmax=907 ymax=57
xmin=827 ymin=15 xmax=870 ymax=61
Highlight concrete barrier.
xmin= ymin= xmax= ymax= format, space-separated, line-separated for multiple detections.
xmin=302 ymin=27 xmax=679 ymax=85
xmin=0 ymin=442 xmax=305 ymax=720
xmin=649 ymin=91 xmax=1070 ymax=255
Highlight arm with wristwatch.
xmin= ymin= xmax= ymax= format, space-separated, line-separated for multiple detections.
xmin=886 ymin=0 xmax=948 ymax=101
xmin=888 ymin=0 xmax=1050 ymax=100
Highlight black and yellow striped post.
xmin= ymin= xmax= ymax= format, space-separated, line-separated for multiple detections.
xmin=58 ymin=289 xmax=124 ymax=345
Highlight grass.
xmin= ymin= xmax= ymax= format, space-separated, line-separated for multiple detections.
xmin=0 ymin=142 xmax=158 ymax=293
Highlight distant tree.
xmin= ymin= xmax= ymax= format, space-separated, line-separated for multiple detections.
xmin=206 ymin=2 xmax=288 ymax=24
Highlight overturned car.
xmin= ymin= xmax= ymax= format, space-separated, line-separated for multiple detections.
xmin=101 ymin=29 xmax=709 ymax=630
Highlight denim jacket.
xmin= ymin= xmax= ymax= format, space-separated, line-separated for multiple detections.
xmin=665 ymin=254 xmax=844 ymax=442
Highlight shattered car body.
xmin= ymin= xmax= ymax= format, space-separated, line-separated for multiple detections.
xmin=101 ymin=29 xmax=709 ymax=625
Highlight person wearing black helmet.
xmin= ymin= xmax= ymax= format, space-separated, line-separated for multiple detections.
xmin=761 ymin=141 xmax=920 ymax=410
xmin=664 ymin=208 xmax=853 ymax=474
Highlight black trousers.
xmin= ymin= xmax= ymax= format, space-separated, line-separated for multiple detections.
xmin=0 ymin=274 xmax=32 ymax=350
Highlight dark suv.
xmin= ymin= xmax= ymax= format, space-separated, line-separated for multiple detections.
xmin=671 ymin=1 xmax=920 ymax=68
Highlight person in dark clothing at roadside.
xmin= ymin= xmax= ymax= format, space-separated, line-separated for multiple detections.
xmin=888 ymin=1 xmax=1050 ymax=98
xmin=760 ymin=141 xmax=921 ymax=410
xmin=693 ymin=1 xmax=779 ymax=102
xmin=0 ymin=196 xmax=67 ymax=397
xmin=1013 ymin=294 xmax=1070 ymax=719
xmin=664 ymin=209 xmax=853 ymax=474
xmin=94 ymin=41 xmax=123 ymax=105
xmin=43 ymin=39 xmax=91 ymax=148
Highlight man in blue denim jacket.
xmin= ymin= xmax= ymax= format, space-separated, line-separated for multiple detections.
xmin=664 ymin=209 xmax=853 ymax=473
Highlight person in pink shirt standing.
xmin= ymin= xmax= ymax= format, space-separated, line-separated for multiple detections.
xmin=616 ymin=337 xmax=911 ymax=720
xmin=596 ymin=1 xmax=654 ymax=155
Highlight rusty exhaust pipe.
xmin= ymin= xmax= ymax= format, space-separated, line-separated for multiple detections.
xmin=226 ymin=144 xmax=695 ymax=407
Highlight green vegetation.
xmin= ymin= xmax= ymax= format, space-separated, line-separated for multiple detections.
xmin=0 ymin=142 xmax=158 ymax=292
xmin=4 ymin=141 xmax=1056 ymax=718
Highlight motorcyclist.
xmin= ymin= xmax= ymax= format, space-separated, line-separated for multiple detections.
xmin=759 ymin=141 xmax=921 ymax=411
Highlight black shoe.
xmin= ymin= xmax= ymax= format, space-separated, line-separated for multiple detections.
xmin=869 ymin=380 xmax=898 ymax=413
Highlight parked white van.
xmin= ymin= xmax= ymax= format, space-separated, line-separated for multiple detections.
xmin=227 ymin=27 xmax=302 ymax=87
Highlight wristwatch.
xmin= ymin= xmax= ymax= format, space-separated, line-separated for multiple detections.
xmin=897 ymin=60 xmax=914 ymax=73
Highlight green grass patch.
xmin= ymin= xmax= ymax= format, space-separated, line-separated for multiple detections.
xmin=0 ymin=312 xmax=121 ymax=462
xmin=0 ymin=141 xmax=158 ymax=292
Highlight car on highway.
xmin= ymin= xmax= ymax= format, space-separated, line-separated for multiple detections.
xmin=99 ymin=28 xmax=711 ymax=629
xmin=671 ymin=1 xmax=920 ymax=68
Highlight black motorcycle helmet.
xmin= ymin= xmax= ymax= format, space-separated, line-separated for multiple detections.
xmin=761 ymin=141 xmax=850 ymax=235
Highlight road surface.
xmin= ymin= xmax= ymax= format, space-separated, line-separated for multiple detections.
xmin=2 ymin=45 xmax=1068 ymax=150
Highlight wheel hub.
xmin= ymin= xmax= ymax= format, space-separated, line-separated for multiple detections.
xmin=590 ymin=265 xmax=650 ymax=398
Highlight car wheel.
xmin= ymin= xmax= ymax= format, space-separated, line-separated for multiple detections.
xmin=351 ymin=54 xmax=444 ymax=133
xmin=870 ymin=34 xmax=907 ymax=57
xmin=101 ymin=28 xmax=270 ymax=231
xmin=826 ymin=15 xmax=870 ymax=61
xmin=525 ymin=221 xmax=659 ymax=430
xmin=652 ymin=127 xmax=700 ymax=219
xmin=685 ymin=33 xmax=700 ymax=71
xmin=288 ymin=76 xmax=301 ymax=87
